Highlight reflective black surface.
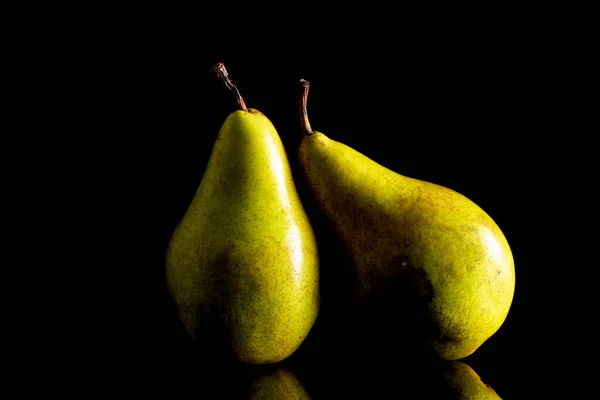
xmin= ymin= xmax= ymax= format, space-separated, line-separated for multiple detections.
xmin=131 ymin=288 xmax=523 ymax=398
xmin=155 ymin=345 xmax=503 ymax=399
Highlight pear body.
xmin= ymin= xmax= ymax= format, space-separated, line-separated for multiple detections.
xmin=299 ymin=132 xmax=514 ymax=360
xmin=166 ymin=109 xmax=319 ymax=364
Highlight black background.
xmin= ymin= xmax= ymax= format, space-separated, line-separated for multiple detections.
xmin=48 ymin=9 xmax=589 ymax=398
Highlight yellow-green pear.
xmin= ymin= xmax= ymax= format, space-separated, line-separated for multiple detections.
xmin=296 ymin=79 xmax=514 ymax=360
xmin=165 ymin=65 xmax=319 ymax=364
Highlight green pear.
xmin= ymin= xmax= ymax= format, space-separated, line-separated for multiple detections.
xmin=165 ymin=65 xmax=319 ymax=364
xmin=296 ymin=80 xmax=514 ymax=360
xmin=443 ymin=362 xmax=502 ymax=399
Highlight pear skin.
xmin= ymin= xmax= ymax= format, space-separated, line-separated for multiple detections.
xmin=297 ymin=80 xmax=514 ymax=360
xmin=165 ymin=66 xmax=319 ymax=364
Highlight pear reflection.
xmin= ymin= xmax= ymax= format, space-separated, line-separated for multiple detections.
xmin=443 ymin=361 xmax=502 ymax=399
xmin=196 ymin=362 xmax=311 ymax=399
xmin=247 ymin=365 xmax=311 ymax=399
xmin=290 ymin=350 xmax=503 ymax=399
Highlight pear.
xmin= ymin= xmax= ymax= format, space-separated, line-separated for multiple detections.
xmin=296 ymin=80 xmax=514 ymax=360
xmin=165 ymin=64 xmax=319 ymax=364
xmin=443 ymin=361 xmax=502 ymax=399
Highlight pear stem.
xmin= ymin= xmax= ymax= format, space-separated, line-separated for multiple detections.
xmin=299 ymin=79 xmax=314 ymax=136
xmin=212 ymin=62 xmax=248 ymax=112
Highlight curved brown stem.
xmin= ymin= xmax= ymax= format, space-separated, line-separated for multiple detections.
xmin=212 ymin=62 xmax=248 ymax=112
xmin=299 ymin=79 xmax=314 ymax=136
